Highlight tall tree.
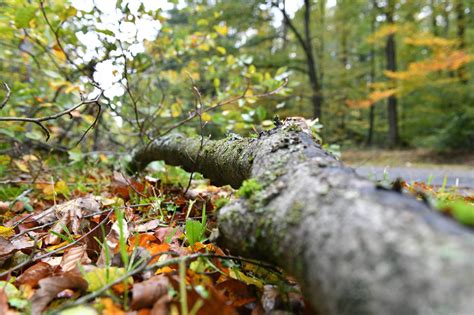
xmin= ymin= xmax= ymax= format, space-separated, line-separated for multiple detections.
xmin=455 ymin=0 xmax=468 ymax=83
xmin=384 ymin=0 xmax=400 ymax=146
xmin=276 ymin=0 xmax=323 ymax=120
xmin=367 ymin=0 xmax=378 ymax=146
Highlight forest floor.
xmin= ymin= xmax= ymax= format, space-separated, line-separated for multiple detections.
xmin=0 ymin=152 xmax=472 ymax=314
xmin=342 ymin=149 xmax=474 ymax=167
xmin=0 ymin=156 xmax=312 ymax=315
xmin=343 ymin=149 xmax=474 ymax=190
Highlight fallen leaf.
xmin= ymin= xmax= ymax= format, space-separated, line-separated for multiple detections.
xmin=229 ymin=269 xmax=263 ymax=289
xmin=0 ymin=237 xmax=16 ymax=257
xmin=150 ymin=294 xmax=171 ymax=315
xmin=215 ymin=279 xmax=256 ymax=307
xmin=0 ymin=289 xmax=8 ymax=315
xmin=84 ymin=267 xmax=132 ymax=292
xmin=30 ymin=272 xmax=88 ymax=315
xmin=16 ymin=262 xmax=53 ymax=288
xmin=56 ymin=304 xmax=98 ymax=315
xmin=0 ymin=226 xmax=14 ymax=238
xmin=0 ymin=201 xmax=9 ymax=213
xmin=14 ymin=160 xmax=29 ymax=172
xmin=100 ymin=297 xmax=125 ymax=315
xmin=132 ymin=219 xmax=161 ymax=233
xmin=36 ymin=197 xmax=100 ymax=245
xmin=131 ymin=275 xmax=169 ymax=310
xmin=111 ymin=172 xmax=145 ymax=200
xmin=60 ymin=245 xmax=89 ymax=272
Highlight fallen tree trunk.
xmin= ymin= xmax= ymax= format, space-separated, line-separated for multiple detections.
xmin=129 ymin=120 xmax=474 ymax=315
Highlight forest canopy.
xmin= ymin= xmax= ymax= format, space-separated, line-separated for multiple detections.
xmin=0 ymin=0 xmax=472 ymax=155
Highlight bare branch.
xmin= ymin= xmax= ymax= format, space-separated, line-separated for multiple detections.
xmin=272 ymin=1 xmax=309 ymax=52
xmin=0 ymin=88 xmax=103 ymax=142
xmin=0 ymin=82 xmax=11 ymax=110
xmin=158 ymin=78 xmax=289 ymax=137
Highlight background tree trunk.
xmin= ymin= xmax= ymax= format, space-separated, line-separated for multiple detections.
xmin=129 ymin=121 xmax=474 ymax=315
xmin=385 ymin=0 xmax=399 ymax=147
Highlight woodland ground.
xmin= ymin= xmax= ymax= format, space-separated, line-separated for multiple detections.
xmin=343 ymin=149 xmax=474 ymax=190
xmin=0 ymin=147 xmax=472 ymax=314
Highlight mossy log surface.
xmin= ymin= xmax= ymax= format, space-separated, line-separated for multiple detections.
xmin=130 ymin=122 xmax=474 ymax=315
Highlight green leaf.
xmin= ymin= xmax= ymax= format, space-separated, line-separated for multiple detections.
xmin=275 ymin=66 xmax=287 ymax=76
xmin=58 ymin=305 xmax=98 ymax=315
xmin=15 ymin=7 xmax=36 ymax=28
xmin=96 ymin=29 xmax=115 ymax=36
xmin=84 ymin=267 xmax=132 ymax=292
xmin=185 ymin=219 xmax=204 ymax=245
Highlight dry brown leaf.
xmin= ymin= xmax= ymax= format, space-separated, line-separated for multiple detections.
xmin=10 ymin=234 xmax=35 ymax=251
xmin=132 ymin=219 xmax=161 ymax=233
xmin=96 ymin=218 xmax=129 ymax=266
xmin=0 ymin=201 xmax=10 ymax=214
xmin=60 ymin=245 xmax=90 ymax=272
xmin=38 ymin=197 xmax=100 ymax=245
xmin=111 ymin=172 xmax=145 ymax=200
xmin=30 ymin=272 xmax=88 ymax=315
xmin=215 ymin=279 xmax=256 ymax=307
xmin=0 ymin=237 xmax=16 ymax=257
xmin=16 ymin=262 xmax=53 ymax=288
xmin=150 ymin=294 xmax=171 ymax=315
xmin=131 ymin=275 xmax=169 ymax=310
xmin=0 ymin=289 xmax=8 ymax=315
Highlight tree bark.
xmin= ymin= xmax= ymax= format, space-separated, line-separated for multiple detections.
xmin=279 ymin=0 xmax=323 ymax=120
xmin=129 ymin=121 xmax=474 ymax=315
xmin=455 ymin=0 xmax=468 ymax=84
xmin=385 ymin=0 xmax=399 ymax=147
xmin=367 ymin=0 xmax=377 ymax=146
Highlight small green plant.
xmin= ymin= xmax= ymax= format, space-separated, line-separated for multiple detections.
xmin=114 ymin=207 xmax=129 ymax=268
xmin=214 ymin=197 xmax=230 ymax=209
xmin=237 ymin=179 xmax=262 ymax=198
xmin=185 ymin=205 xmax=206 ymax=245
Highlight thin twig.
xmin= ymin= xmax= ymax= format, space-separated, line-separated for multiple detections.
xmin=52 ymin=251 xmax=277 ymax=312
xmin=159 ymin=78 xmax=288 ymax=137
xmin=0 ymin=210 xmax=113 ymax=278
xmin=0 ymin=82 xmax=11 ymax=109
xmin=0 ymin=88 xmax=103 ymax=141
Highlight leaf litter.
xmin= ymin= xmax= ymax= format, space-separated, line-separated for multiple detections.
xmin=0 ymin=158 xmax=313 ymax=314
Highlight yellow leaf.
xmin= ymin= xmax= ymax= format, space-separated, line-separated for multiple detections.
xmin=14 ymin=160 xmax=29 ymax=172
xmin=171 ymin=103 xmax=182 ymax=117
xmin=248 ymin=64 xmax=256 ymax=74
xmin=216 ymin=46 xmax=226 ymax=55
xmin=99 ymin=154 xmax=108 ymax=163
xmin=201 ymin=112 xmax=212 ymax=122
xmin=214 ymin=24 xmax=228 ymax=36
xmin=197 ymin=43 xmax=210 ymax=51
xmin=155 ymin=266 xmax=174 ymax=274
xmin=367 ymin=24 xmax=399 ymax=43
xmin=229 ymin=268 xmax=263 ymax=288
xmin=22 ymin=154 xmax=38 ymax=162
xmin=85 ymin=267 xmax=132 ymax=292
xmin=226 ymin=55 xmax=236 ymax=66
xmin=52 ymin=44 xmax=67 ymax=62
xmin=0 ymin=226 xmax=14 ymax=237
xmin=55 ymin=180 xmax=70 ymax=197
xmin=83 ymin=115 xmax=96 ymax=124
xmin=64 ymin=84 xmax=80 ymax=94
